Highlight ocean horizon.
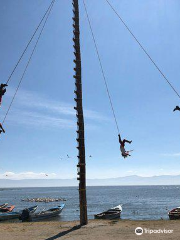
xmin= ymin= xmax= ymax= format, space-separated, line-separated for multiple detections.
xmin=1 ymin=174 xmax=180 ymax=188
xmin=0 ymin=185 xmax=179 ymax=221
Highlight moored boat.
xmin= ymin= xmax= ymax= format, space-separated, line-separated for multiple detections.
xmin=0 ymin=205 xmax=15 ymax=213
xmin=20 ymin=204 xmax=65 ymax=222
xmin=110 ymin=205 xmax=122 ymax=212
xmin=0 ymin=203 xmax=8 ymax=209
xmin=94 ymin=205 xmax=122 ymax=220
xmin=168 ymin=207 xmax=180 ymax=220
xmin=0 ymin=212 xmax=20 ymax=221
xmin=0 ymin=206 xmax=38 ymax=221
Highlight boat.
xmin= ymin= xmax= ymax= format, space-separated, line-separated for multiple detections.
xmin=0 ymin=203 xmax=8 ymax=209
xmin=110 ymin=205 xmax=122 ymax=212
xmin=94 ymin=210 xmax=120 ymax=220
xmin=20 ymin=204 xmax=65 ymax=222
xmin=0 ymin=205 xmax=15 ymax=213
xmin=168 ymin=207 xmax=180 ymax=220
xmin=94 ymin=205 xmax=122 ymax=220
xmin=0 ymin=206 xmax=38 ymax=221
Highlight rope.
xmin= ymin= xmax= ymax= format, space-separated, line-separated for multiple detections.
xmin=105 ymin=0 xmax=180 ymax=99
xmin=5 ymin=0 xmax=55 ymax=85
xmin=83 ymin=0 xmax=120 ymax=134
xmin=2 ymin=0 xmax=55 ymax=125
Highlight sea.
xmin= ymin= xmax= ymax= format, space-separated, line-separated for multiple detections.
xmin=0 ymin=185 xmax=180 ymax=221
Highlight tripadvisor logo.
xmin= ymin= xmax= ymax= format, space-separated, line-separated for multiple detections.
xmin=135 ymin=227 xmax=143 ymax=235
xmin=135 ymin=227 xmax=173 ymax=235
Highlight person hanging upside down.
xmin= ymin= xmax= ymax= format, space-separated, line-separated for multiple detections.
xmin=118 ymin=134 xmax=132 ymax=158
xmin=0 ymin=83 xmax=8 ymax=106
xmin=173 ymin=106 xmax=180 ymax=112
xmin=0 ymin=123 xmax=5 ymax=135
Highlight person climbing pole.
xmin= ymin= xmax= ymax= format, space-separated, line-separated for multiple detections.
xmin=118 ymin=134 xmax=132 ymax=158
xmin=0 ymin=83 xmax=8 ymax=106
xmin=173 ymin=106 xmax=180 ymax=112
xmin=0 ymin=123 xmax=5 ymax=135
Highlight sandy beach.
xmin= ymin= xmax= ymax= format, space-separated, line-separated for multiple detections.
xmin=0 ymin=220 xmax=179 ymax=240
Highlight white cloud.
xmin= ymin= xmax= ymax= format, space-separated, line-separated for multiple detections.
xmin=125 ymin=170 xmax=138 ymax=175
xmin=0 ymin=171 xmax=57 ymax=180
xmin=1 ymin=88 xmax=109 ymax=129
xmin=7 ymin=109 xmax=75 ymax=129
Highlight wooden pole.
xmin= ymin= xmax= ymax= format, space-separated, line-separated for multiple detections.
xmin=72 ymin=0 xmax=88 ymax=225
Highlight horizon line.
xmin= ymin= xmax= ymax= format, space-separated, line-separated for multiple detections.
xmin=1 ymin=173 xmax=180 ymax=181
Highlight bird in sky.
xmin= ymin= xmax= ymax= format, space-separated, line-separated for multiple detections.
xmin=173 ymin=106 xmax=180 ymax=112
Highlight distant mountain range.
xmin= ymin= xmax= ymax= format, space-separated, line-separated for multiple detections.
xmin=1 ymin=175 xmax=180 ymax=188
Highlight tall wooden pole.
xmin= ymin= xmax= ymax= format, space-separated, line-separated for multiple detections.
xmin=72 ymin=0 xmax=88 ymax=225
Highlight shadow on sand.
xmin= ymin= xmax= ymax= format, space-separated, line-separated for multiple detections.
xmin=45 ymin=225 xmax=81 ymax=240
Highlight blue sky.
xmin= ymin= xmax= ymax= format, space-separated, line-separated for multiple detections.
xmin=0 ymin=0 xmax=180 ymax=180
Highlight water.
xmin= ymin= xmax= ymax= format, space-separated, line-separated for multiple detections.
xmin=0 ymin=185 xmax=180 ymax=221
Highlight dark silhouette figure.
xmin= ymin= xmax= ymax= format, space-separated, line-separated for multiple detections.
xmin=0 ymin=123 xmax=5 ymax=135
xmin=173 ymin=106 xmax=180 ymax=112
xmin=118 ymin=134 xmax=132 ymax=158
xmin=0 ymin=83 xmax=8 ymax=106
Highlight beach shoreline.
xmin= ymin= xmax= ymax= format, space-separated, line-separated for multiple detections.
xmin=0 ymin=219 xmax=179 ymax=240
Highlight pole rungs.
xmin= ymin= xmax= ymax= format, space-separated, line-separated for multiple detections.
xmin=73 ymin=0 xmax=88 ymax=226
